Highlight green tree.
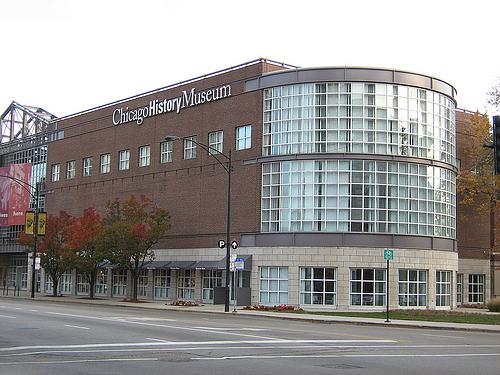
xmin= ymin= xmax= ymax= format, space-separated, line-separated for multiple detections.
xmin=101 ymin=195 xmax=170 ymax=301
xmin=38 ymin=211 xmax=77 ymax=296
xmin=457 ymin=112 xmax=498 ymax=213
xmin=70 ymin=207 xmax=106 ymax=299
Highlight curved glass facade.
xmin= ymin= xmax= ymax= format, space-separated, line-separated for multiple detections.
xmin=261 ymin=80 xmax=457 ymax=240
xmin=261 ymin=160 xmax=456 ymax=238
xmin=263 ymin=83 xmax=456 ymax=165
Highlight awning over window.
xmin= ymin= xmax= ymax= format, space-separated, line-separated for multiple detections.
xmin=194 ymin=260 xmax=226 ymax=270
xmin=165 ymin=261 xmax=197 ymax=270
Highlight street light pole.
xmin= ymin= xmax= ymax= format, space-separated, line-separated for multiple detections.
xmin=0 ymin=174 xmax=40 ymax=298
xmin=31 ymin=184 xmax=39 ymax=299
xmin=224 ymin=150 xmax=232 ymax=313
xmin=165 ymin=136 xmax=233 ymax=312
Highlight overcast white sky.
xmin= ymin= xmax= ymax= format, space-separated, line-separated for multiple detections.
xmin=0 ymin=0 xmax=498 ymax=117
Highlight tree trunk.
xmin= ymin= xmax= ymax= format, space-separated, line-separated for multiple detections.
xmin=89 ymin=270 xmax=96 ymax=299
xmin=52 ymin=277 xmax=59 ymax=297
xmin=132 ymin=270 xmax=138 ymax=301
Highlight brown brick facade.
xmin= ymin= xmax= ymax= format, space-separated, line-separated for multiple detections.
xmin=46 ymin=61 xmax=288 ymax=249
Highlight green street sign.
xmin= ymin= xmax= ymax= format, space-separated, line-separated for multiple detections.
xmin=384 ymin=249 xmax=394 ymax=260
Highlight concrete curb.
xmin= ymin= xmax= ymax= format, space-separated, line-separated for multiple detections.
xmin=2 ymin=295 xmax=500 ymax=333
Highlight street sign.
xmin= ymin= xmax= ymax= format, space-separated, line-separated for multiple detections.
xmin=218 ymin=240 xmax=225 ymax=249
xmin=234 ymin=257 xmax=244 ymax=270
xmin=383 ymin=249 xmax=394 ymax=260
xmin=35 ymin=257 xmax=40 ymax=270
xmin=231 ymin=240 xmax=238 ymax=250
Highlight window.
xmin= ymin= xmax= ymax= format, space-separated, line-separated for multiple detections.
xmin=112 ymin=270 xmax=127 ymax=296
xmin=202 ymin=270 xmax=223 ymax=301
xmin=184 ymin=136 xmax=197 ymax=159
xmin=300 ymin=267 xmax=336 ymax=305
xmin=100 ymin=153 xmax=111 ymax=174
xmin=398 ymin=269 xmax=427 ymax=307
xmin=51 ymin=163 xmax=60 ymax=182
xmin=208 ymin=131 xmax=224 ymax=155
xmin=59 ymin=272 xmax=72 ymax=294
xmin=160 ymin=141 xmax=173 ymax=163
xmin=154 ymin=269 xmax=171 ymax=299
xmin=259 ymin=266 xmax=288 ymax=304
xmin=350 ymin=268 xmax=386 ymax=306
xmin=177 ymin=269 xmax=195 ymax=299
xmin=139 ymin=145 xmax=151 ymax=167
xmin=119 ymin=150 xmax=130 ymax=170
xmin=138 ymin=270 xmax=148 ymax=297
xmin=83 ymin=157 xmax=92 ymax=177
xmin=77 ymin=274 xmax=89 ymax=294
xmin=468 ymin=274 xmax=485 ymax=303
xmin=436 ymin=270 xmax=452 ymax=307
xmin=457 ymin=273 xmax=463 ymax=305
xmin=95 ymin=269 xmax=108 ymax=295
xmin=66 ymin=160 xmax=76 ymax=179
xmin=236 ymin=125 xmax=252 ymax=150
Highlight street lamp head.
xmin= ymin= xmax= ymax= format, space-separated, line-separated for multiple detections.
xmin=165 ymin=135 xmax=180 ymax=142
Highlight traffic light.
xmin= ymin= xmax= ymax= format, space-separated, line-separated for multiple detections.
xmin=494 ymin=116 xmax=500 ymax=174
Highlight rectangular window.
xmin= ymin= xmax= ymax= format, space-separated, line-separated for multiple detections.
xmin=468 ymin=274 xmax=485 ymax=303
xmin=95 ymin=269 xmax=108 ymax=295
xmin=177 ymin=269 xmax=195 ymax=299
xmin=160 ymin=141 xmax=173 ymax=163
xmin=59 ymin=272 xmax=72 ymax=294
xmin=51 ymin=163 xmax=60 ymax=182
xmin=236 ymin=125 xmax=252 ymax=150
xmin=138 ymin=270 xmax=148 ymax=297
xmin=119 ymin=150 xmax=130 ymax=171
xmin=82 ymin=157 xmax=92 ymax=177
xmin=208 ymin=130 xmax=224 ymax=155
xmin=350 ymin=268 xmax=386 ymax=306
xmin=436 ymin=270 xmax=452 ymax=307
xmin=76 ymin=274 xmax=89 ymax=294
xmin=202 ymin=270 xmax=223 ymax=301
xmin=66 ymin=160 xmax=76 ymax=179
xmin=398 ymin=269 xmax=427 ymax=307
xmin=139 ymin=145 xmax=151 ymax=167
xmin=100 ymin=153 xmax=111 ymax=174
xmin=259 ymin=266 xmax=288 ymax=304
xmin=300 ymin=267 xmax=336 ymax=305
xmin=457 ymin=273 xmax=463 ymax=305
xmin=112 ymin=270 xmax=127 ymax=296
xmin=154 ymin=269 xmax=171 ymax=299
xmin=184 ymin=136 xmax=197 ymax=159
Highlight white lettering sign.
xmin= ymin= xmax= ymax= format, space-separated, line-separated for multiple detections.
xmin=112 ymin=84 xmax=232 ymax=126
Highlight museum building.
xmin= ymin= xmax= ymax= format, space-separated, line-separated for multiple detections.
xmin=6 ymin=58 xmax=492 ymax=310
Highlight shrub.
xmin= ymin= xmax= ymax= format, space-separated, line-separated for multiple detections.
xmin=487 ymin=297 xmax=500 ymax=312
xmin=170 ymin=300 xmax=199 ymax=307
xmin=243 ymin=304 xmax=303 ymax=312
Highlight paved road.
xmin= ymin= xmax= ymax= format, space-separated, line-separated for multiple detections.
xmin=0 ymin=299 xmax=499 ymax=375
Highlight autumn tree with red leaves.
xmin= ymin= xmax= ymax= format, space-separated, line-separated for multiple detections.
xmin=38 ymin=211 xmax=77 ymax=296
xmin=70 ymin=207 xmax=106 ymax=299
xmin=101 ymin=195 xmax=170 ymax=301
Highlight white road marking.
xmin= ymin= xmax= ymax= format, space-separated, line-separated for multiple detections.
xmin=0 ymin=358 xmax=158 ymax=366
xmin=421 ymin=334 xmax=465 ymax=339
xmin=14 ymin=308 xmax=22 ymax=310
xmin=145 ymin=338 xmax=171 ymax=343
xmin=0 ymin=314 xmax=16 ymax=319
xmin=0 ymin=339 xmax=397 ymax=352
xmin=45 ymin=311 xmax=277 ymax=340
xmin=29 ymin=310 xmax=38 ymax=312
xmin=64 ymin=324 xmax=90 ymax=330
xmin=192 ymin=353 xmax=500 ymax=360
xmin=2 ymin=344 xmax=500 ymax=358
xmin=194 ymin=326 xmax=267 ymax=331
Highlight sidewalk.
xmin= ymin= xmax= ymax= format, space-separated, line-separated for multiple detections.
xmin=2 ymin=293 xmax=500 ymax=333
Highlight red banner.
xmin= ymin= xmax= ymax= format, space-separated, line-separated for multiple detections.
xmin=0 ymin=164 xmax=33 ymax=226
